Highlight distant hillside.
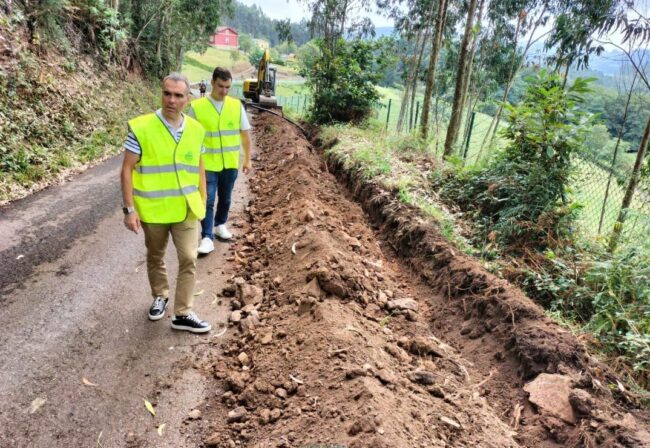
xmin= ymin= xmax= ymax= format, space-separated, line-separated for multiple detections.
xmin=526 ymin=41 xmax=646 ymax=78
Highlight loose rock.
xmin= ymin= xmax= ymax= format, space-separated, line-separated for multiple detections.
xmin=523 ymin=373 xmax=576 ymax=424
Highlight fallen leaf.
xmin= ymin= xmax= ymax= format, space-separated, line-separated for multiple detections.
xmin=211 ymin=293 xmax=218 ymax=305
xmin=291 ymin=243 xmax=297 ymax=255
xmin=82 ymin=377 xmax=98 ymax=387
xmin=144 ymin=399 xmax=156 ymax=417
xmin=193 ymin=289 xmax=204 ymax=296
xmin=157 ymin=423 xmax=166 ymax=436
xmin=29 ymin=397 xmax=46 ymax=414
xmin=289 ymin=374 xmax=304 ymax=385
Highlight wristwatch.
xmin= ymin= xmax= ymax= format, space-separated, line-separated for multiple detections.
xmin=122 ymin=206 xmax=135 ymax=215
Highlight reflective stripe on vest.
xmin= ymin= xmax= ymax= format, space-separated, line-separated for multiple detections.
xmin=133 ymin=185 xmax=199 ymax=198
xmin=135 ymin=164 xmax=201 ymax=174
xmin=129 ymin=113 xmax=206 ymax=223
xmin=190 ymin=96 xmax=241 ymax=172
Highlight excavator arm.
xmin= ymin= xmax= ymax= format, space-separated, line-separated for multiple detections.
xmin=243 ymin=48 xmax=277 ymax=107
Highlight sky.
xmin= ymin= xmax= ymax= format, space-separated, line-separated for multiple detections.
xmin=238 ymin=0 xmax=394 ymax=27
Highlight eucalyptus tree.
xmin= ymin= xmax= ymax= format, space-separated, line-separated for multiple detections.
xmin=477 ymin=0 xmax=551 ymax=159
xmin=376 ymin=0 xmax=437 ymax=132
xmin=418 ymin=0 xmax=450 ymax=139
xmin=443 ymin=0 xmax=479 ymax=157
xmin=121 ymin=0 xmax=231 ymax=78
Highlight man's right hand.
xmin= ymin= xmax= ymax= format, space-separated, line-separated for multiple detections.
xmin=124 ymin=212 xmax=141 ymax=234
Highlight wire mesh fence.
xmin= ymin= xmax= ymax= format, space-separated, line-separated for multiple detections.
xmin=228 ymin=88 xmax=311 ymax=115
xmin=572 ymin=153 xmax=650 ymax=242
xmin=372 ymin=97 xmax=650 ymax=245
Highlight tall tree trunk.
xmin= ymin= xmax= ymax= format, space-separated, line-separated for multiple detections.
xmin=608 ymin=113 xmax=650 ymax=253
xmin=397 ymin=30 xmax=424 ymax=133
xmin=409 ymin=26 xmax=431 ymax=130
xmin=408 ymin=68 xmax=418 ymax=131
xmin=455 ymin=0 xmax=484 ymax=155
xmin=396 ymin=83 xmax=411 ymax=133
xmin=478 ymin=5 xmax=547 ymax=161
xmin=561 ymin=62 xmax=570 ymax=89
xmin=419 ymin=0 xmax=449 ymax=140
xmin=443 ymin=0 xmax=479 ymax=157
xmin=408 ymin=27 xmax=430 ymax=132
xmin=434 ymin=94 xmax=442 ymax=154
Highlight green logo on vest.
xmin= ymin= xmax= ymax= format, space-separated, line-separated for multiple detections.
xmin=227 ymin=121 xmax=235 ymax=128
xmin=184 ymin=151 xmax=194 ymax=162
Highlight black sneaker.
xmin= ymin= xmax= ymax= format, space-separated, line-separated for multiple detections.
xmin=171 ymin=313 xmax=211 ymax=333
xmin=148 ymin=296 xmax=168 ymax=321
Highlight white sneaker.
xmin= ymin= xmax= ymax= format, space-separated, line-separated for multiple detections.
xmin=215 ymin=224 xmax=233 ymax=240
xmin=197 ymin=237 xmax=214 ymax=254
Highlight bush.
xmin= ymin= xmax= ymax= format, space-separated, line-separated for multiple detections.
xmin=436 ymin=70 xmax=593 ymax=251
xmin=300 ymin=38 xmax=389 ymax=124
xmin=584 ymin=244 xmax=650 ymax=385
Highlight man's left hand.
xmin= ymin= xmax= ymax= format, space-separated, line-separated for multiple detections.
xmin=243 ymin=160 xmax=252 ymax=175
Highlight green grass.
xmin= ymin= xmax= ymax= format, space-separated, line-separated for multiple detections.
xmin=180 ymin=64 xmax=212 ymax=84
xmin=323 ymin=122 xmax=474 ymax=254
xmin=372 ymin=85 xmax=507 ymax=161
xmin=184 ymin=47 xmax=246 ymax=69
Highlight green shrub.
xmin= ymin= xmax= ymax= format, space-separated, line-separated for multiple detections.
xmin=436 ymin=70 xmax=593 ymax=251
xmin=585 ymin=244 xmax=650 ymax=384
xmin=301 ymin=38 xmax=389 ymax=124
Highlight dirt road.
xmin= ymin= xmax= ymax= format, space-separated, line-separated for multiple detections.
xmin=0 ymin=155 xmax=248 ymax=447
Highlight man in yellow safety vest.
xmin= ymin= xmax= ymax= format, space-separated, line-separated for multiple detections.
xmin=120 ymin=72 xmax=211 ymax=333
xmin=188 ymin=67 xmax=252 ymax=255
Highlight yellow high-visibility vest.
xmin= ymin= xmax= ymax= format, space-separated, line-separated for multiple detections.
xmin=191 ymin=96 xmax=242 ymax=172
xmin=129 ymin=113 xmax=206 ymax=223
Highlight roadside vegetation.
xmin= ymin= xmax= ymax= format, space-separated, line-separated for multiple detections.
xmin=0 ymin=0 xmax=234 ymax=204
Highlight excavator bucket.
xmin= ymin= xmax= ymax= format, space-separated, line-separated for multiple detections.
xmin=258 ymin=95 xmax=278 ymax=109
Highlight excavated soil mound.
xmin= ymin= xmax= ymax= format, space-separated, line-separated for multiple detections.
xmin=195 ymin=113 xmax=650 ymax=448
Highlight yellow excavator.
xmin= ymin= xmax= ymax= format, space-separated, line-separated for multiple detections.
xmin=242 ymin=48 xmax=307 ymax=137
xmin=243 ymin=48 xmax=278 ymax=108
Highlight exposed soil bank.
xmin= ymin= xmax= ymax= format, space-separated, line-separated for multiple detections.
xmin=190 ymin=113 xmax=649 ymax=448
xmin=322 ymin=134 xmax=650 ymax=447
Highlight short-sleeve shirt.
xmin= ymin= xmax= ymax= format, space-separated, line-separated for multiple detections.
xmin=124 ymin=109 xmax=205 ymax=155
xmin=187 ymin=97 xmax=251 ymax=131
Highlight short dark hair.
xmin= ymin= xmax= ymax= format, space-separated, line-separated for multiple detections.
xmin=212 ymin=67 xmax=232 ymax=82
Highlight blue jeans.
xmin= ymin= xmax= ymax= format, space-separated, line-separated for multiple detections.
xmin=201 ymin=169 xmax=238 ymax=239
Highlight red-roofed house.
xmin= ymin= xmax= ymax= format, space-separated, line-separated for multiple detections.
xmin=211 ymin=26 xmax=239 ymax=49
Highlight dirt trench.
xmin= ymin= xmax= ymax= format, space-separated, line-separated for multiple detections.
xmin=192 ymin=113 xmax=650 ymax=448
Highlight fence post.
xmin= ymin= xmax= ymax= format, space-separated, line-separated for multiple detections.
xmin=385 ymin=99 xmax=392 ymax=130
xmin=414 ymin=101 xmax=420 ymax=132
xmin=462 ymin=111 xmax=476 ymax=162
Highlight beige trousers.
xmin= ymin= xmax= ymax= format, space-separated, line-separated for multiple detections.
xmin=141 ymin=216 xmax=199 ymax=316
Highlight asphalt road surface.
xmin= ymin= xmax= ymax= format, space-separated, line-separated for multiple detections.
xmin=0 ymin=153 xmax=248 ymax=447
